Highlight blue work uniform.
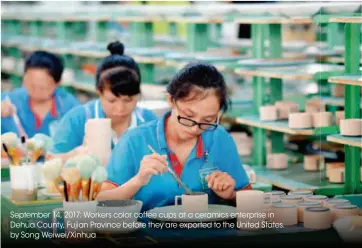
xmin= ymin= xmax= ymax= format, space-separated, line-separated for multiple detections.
xmin=1 ymin=87 xmax=80 ymax=138
xmin=106 ymin=111 xmax=250 ymax=212
xmin=51 ymin=99 xmax=158 ymax=154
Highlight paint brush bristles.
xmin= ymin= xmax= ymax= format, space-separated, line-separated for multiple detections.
xmin=2 ymin=143 xmax=14 ymax=165
xmin=63 ymin=181 xmax=68 ymax=202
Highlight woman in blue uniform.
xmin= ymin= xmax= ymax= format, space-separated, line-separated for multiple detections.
xmin=50 ymin=41 xmax=157 ymax=160
xmin=98 ymin=63 xmax=251 ymax=211
xmin=1 ymin=51 xmax=80 ymax=138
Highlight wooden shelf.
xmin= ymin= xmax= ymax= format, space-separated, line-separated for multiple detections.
xmin=327 ymin=134 xmax=362 ymax=148
xmin=254 ymin=165 xmax=345 ymax=195
xmin=329 ymin=17 xmax=362 ymax=24
xmin=328 ymin=75 xmax=362 ymax=86
xmin=234 ymin=16 xmax=312 ymax=24
xmin=236 ymin=115 xmax=315 ymax=135
xmin=166 ymin=16 xmax=224 ymax=24
xmin=116 ymin=16 xmax=163 ymax=22
xmin=235 ymin=63 xmax=344 ymax=80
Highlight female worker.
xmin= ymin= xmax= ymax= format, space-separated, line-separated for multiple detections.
xmin=98 ymin=63 xmax=251 ymax=211
xmin=1 ymin=51 xmax=80 ymax=138
xmin=50 ymin=41 xmax=157 ymax=160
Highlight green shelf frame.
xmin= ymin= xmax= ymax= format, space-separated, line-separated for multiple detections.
xmin=253 ymin=165 xmax=358 ymax=196
xmin=328 ymin=17 xmax=362 ymax=194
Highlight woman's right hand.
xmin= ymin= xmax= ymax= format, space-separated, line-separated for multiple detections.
xmin=135 ymin=153 xmax=168 ymax=185
xmin=1 ymin=99 xmax=16 ymax=117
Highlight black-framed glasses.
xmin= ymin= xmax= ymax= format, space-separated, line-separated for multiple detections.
xmin=177 ymin=115 xmax=218 ymax=131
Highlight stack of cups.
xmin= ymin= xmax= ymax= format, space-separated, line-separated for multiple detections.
xmin=236 ymin=190 xmax=267 ymax=231
xmin=84 ymin=118 xmax=112 ymax=167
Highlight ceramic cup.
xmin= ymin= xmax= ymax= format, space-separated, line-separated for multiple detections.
xmin=259 ymin=105 xmax=279 ymax=121
xmin=324 ymin=198 xmax=350 ymax=209
xmin=303 ymin=155 xmax=323 ymax=171
xmin=331 ymin=204 xmax=360 ymax=221
xmin=288 ymin=113 xmax=313 ymax=129
xmin=237 ymin=190 xmax=269 ymax=212
xmin=175 ymin=192 xmax=208 ymax=212
xmin=280 ymin=195 xmax=304 ymax=204
xmin=267 ymin=190 xmax=286 ymax=201
xmin=329 ymin=167 xmax=345 ymax=183
xmin=84 ymin=118 xmax=112 ymax=167
xmin=237 ymin=190 xmax=270 ymax=231
xmin=335 ymin=111 xmax=344 ymax=126
xmin=266 ymin=153 xmax=288 ymax=170
xmin=264 ymin=198 xmax=281 ymax=221
xmin=340 ymin=119 xmax=362 ymax=136
xmin=288 ymin=190 xmax=313 ymax=199
xmin=332 ymin=84 xmax=344 ymax=97
xmin=52 ymin=200 xmax=98 ymax=234
xmin=304 ymin=207 xmax=332 ymax=230
xmin=326 ymin=162 xmax=344 ymax=179
xmin=312 ymin=112 xmax=333 ymax=127
xmin=305 ymin=195 xmax=328 ymax=205
xmin=297 ymin=202 xmax=321 ymax=223
xmin=305 ymin=100 xmax=326 ymax=113
xmin=10 ymin=164 xmax=38 ymax=201
xmin=272 ymin=203 xmax=298 ymax=226
xmin=275 ymin=101 xmax=299 ymax=120
xmin=96 ymin=200 xmax=143 ymax=233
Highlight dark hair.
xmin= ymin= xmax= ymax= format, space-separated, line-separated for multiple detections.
xmin=96 ymin=41 xmax=141 ymax=97
xmin=24 ymin=51 xmax=64 ymax=83
xmin=167 ymin=63 xmax=230 ymax=113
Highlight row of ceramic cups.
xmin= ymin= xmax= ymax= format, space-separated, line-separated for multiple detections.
xmin=236 ymin=190 xmax=360 ymax=231
xmin=52 ymin=199 xmax=143 ymax=234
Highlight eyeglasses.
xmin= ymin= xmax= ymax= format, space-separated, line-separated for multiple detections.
xmin=177 ymin=116 xmax=219 ymax=131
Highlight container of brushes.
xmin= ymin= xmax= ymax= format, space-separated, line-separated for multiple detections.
xmin=10 ymin=164 xmax=38 ymax=201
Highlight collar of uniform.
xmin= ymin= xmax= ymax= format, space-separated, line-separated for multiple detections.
xmin=156 ymin=111 xmax=205 ymax=158
xmin=28 ymin=96 xmax=57 ymax=129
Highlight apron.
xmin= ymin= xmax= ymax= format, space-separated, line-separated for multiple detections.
xmin=85 ymin=100 xmax=144 ymax=147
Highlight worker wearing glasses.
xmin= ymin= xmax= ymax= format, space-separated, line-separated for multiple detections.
xmin=98 ymin=63 xmax=251 ymax=211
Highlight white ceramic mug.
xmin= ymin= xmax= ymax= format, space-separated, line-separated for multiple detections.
xmin=10 ymin=164 xmax=38 ymax=201
xmin=237 ymin=190 xmax=271 ymax=212
xmin=272 ymin=203 xmax=298 ymax=226
xmin=175 ymin=192 xmax=208 ymax=212
xmin=96 ymin=200 xmax=143 ymax=233
xmin=304 ymin=207 xmax=332 ymax=230
xmin=297 ymin=202 xmax=321 ymax=223
xmin=52 ymin=201 xmax=98 ymax=234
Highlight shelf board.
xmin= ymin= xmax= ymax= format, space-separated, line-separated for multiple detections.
xmin=327 ymin=134 xmax=362 ymax=148
xmin=235 ymin=63 xmax=344 ymax=80
xmin=328 ymin=75 xmax=362 ymax=86
xmin=253 ymin=165 xmax=346 ymax=195
xmin=166 ymin=16 xmax=224 ymax=24
xmin=236 ymin=115 xmax=315 ymax=135
xmin=234 ymin=16 xmax=312 ymax=24
xmin=116 ymin=16 xmax=163 ymax=22
xmin=329 ymin=17 xmax=362 ymax=24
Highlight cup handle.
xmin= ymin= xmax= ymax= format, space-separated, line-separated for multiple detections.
xmin=52 ymin=207 xmax=64 ymax=234
xmin=175 ymin=196 xmax=182 ymax=206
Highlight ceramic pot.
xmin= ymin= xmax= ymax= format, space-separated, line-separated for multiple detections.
xmin=272 ymin=203 xmax=298 ymax=226
xmin=280 ymin=195 xmax=304 ymax=204
xmin=331 ymin=204 xmax=360 ymax=221
xmin=329 ymin=167 xmax=344 ymax=183
xmin=326 ymin=162 xmax=344 ymax=179
xmin=304 ymin=155 xmax=324 ymax=171
xmin=297 ymin=202 xmax=321 ymax=222
xmin=266 ymin=153 xmax=288 ymax=170
xmin=259 ymin=105 xmax=279 ymax=121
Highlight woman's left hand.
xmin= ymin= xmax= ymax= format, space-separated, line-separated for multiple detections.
xmin=206 ymin=171 xmax=235 ymax=200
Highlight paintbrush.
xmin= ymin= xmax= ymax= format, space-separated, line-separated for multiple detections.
xmin=2 ymin=143 xmax=14 ymax=165
xmin=21 ymin=136 xmax=29 ymax=165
